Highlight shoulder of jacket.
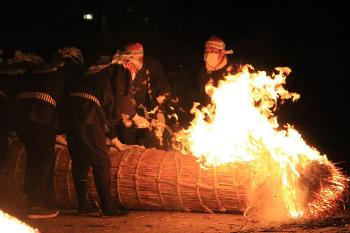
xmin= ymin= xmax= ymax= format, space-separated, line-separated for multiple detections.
xmin=84 ymin=64 xmax=111 ymax=76
xmin=0 ymin=64 xmax=28 ymax=76
xmin=32 ymin=59 xmax=65 ymax=74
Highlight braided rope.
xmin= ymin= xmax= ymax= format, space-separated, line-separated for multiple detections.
xmin=213 ymin=166 xmax=225 ymax=212
xmin=174 ymin=151 xmax=190 ymax=212
xmin=134 ymin=148 xmax=148 ymax=207
xmin=53 ymin=148 xmax=61 ymax=205
xmin=138 ymin=104 xmax=150 ymax=119
xmin=116 ymin=149 xmax=132 ymax=207
xmin=66 ymin=160 xmax=74 ymax=206
xmin=18 ymin=91 xmax=57 ymax=107
xmin=196 ymin=161 xmax=213 ymax=213
xmin=233 ymin=166 xmax=242 ymax=209
xmin=14 ymin=144 xmax=26 ymax=195
xmin=70 ymin=92 xmax=101 ymax=107
xmin=156 ymin=150 xmax=167 ymax=209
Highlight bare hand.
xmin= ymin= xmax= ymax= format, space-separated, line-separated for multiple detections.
xmin=117 ymin=144 xmax=145 ymax=151
xmin=132 ymin=114 xmax=150 ymax=128
xmin=111 ymin=137 xmax=144 ymax=151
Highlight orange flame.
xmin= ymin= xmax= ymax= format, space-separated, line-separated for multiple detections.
xmin=0 ymin=209 xmax=39 ymax=233
xmin=175 ymin=65 xmax=348 ymax=219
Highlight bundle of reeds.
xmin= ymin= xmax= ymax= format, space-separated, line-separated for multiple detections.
xmin=0 ymin=141 xmax=250 ymax=213
xmin=0 ymin=140 xmax=347 ymax=218
xmin=298 ymin=160 xmax=348 ymax=218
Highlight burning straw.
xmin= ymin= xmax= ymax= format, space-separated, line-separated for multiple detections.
xmin=300 ymin=161 xmax=348 ymax=219
xmin=175 ymin=65 xmax=349 ymax=220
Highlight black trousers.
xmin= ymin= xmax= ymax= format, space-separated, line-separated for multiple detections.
xmin=66 ymin=123 xmax=114 ymax=212
xmin=0 ymin=100 xmax=10 ymax=165
xmin=15 ymin=119 xmax=56 ymax=207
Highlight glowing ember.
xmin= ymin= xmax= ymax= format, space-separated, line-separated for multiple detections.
xmin=175 ymin=65 xmax=348 ymax=220
xmin=0 ymin=209 xmax=39 ymax=233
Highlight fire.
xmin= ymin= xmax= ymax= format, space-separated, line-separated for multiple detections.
xmin=0 ymin=209 xmax=39 ymax=233
xmin=175 ymin=65 xmax=348 ymax=219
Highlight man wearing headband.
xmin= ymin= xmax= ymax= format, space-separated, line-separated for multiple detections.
xmin=61 ymin=56 xmax=135 ymax=217
xmin=197 ymin=36 xmax=240 ymax=107
xmin=112 ymin=42 xmax=170 ymax=148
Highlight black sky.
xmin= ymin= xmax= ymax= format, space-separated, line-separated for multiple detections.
xmin=1 ymin=1 xmax=350 ymax=169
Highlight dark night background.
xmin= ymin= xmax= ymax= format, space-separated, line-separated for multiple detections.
xmin=1 ymin=1 xmax=350 ymax=172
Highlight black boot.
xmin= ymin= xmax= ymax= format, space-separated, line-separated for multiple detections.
xmin=74 ymin=179 xmax=98 ymax=215
xmin=93 ymin=166 xmax=129 ymax=217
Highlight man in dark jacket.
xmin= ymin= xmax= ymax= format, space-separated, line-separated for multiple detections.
xmin=112 ymin=43 xmax=171 ymax=149
xmin=61 ymin=60 xmax=134 ymax=217
xmin=197 ymin=36 xmax=241 ymax=107
xmin=12 ymin=47 xmax=83 ymax=219
xmin=0 ymin=51 xmax=43 ymax=167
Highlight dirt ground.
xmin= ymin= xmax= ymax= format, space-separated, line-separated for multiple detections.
xmin=3 ymin=206 xmax=350 ymax=233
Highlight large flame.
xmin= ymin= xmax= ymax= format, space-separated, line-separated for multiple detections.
xmin=176 ymin=65 xmax=348 ymax=219
xmin=0 ymin=209 xmax=39 ymax=233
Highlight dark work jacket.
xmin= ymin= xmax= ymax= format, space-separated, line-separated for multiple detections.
xmin=0 ymin=62 xmax=31 ymax=103
xmin=0 ymin=62 xmax=32 ymax=123
xmin=12 ymin=58 xmax=82 ymax=131
xmin=61 ymin=65 xmax=118 ymax=139
xmin=197 ymin=58 xmax=241 ymax=106
xmin=113 ymin=56 xmax=170 ymax=118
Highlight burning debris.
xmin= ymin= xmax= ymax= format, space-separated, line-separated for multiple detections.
xmin=175 ymin=65 xmax=349 ymax=220
xmin=0 ymin=209 xmax=39 ymax=233
xmin=300 ymin=161 xmax=348 ymax=219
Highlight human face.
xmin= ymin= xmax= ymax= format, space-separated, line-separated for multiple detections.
xmin=126 ymin=55 xmax=143 ymax=74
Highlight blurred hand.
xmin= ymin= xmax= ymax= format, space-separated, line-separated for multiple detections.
xmin=111 ymin=137 xmax=144 ymax=151
xmin=132 ymin=114 xmax=150 ymax=128
xmin=121 ymin=113 xmax=133 ymax=127
xmin=118 ymin=144 xmax=145 ymax=151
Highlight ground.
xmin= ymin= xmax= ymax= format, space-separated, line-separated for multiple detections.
xmin=3 ymin=207 xmax=350 ymax=233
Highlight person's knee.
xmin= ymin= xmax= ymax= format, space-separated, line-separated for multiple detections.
xmin=91 ymin=155 xmax=111 ymax=170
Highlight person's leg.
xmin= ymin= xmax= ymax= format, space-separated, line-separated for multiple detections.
xmin=24 ymin=122 xmax=56 ymax=206
xmin=18 ymin=121 xmax=59 ymax=219
xmin=66 ymin=131 xmax=96 ymax=213
xmin=93 ymin=166 xmax=113 ymax=210
xmin=80 ymin=124 xmax=128 ymax=216
xmin=72 ymin=160 xmax=92 ymax=212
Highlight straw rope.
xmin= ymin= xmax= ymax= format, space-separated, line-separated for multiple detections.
xmin=213 ymin=167 xmax=225 ymax=212
xmin=17 ymin=91 xmax=57 ymax=107
xmin=116 ymin=149 xmax=130 ymax=207
xmin=13 ymin=145 xmax=23 ymax=193
xmin=53 ymin=147 xmax=61 ymax=204
xmin=66 ymin=160 xmax=74 ymax=205
xmin=134 ymin=148 xmax=147 ymax=207
xmin=233 ymin=166 xmax=242 ymax=210
xmin=196 ymin=162 xmax=212 ymax=213
xmin=156 ymin=151 xmax=167 ymax=209
xmin=174 ymin=151 xmax=190 ymax=212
